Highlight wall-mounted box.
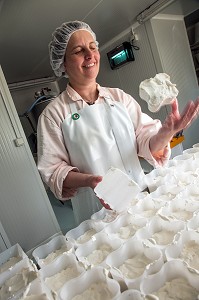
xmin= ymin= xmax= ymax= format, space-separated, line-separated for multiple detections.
xmin=107 ymin=42 xmax=135 ymax=70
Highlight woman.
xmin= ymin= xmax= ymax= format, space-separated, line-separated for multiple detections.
xmin=37 ymin=21 xmax=199 ymax=225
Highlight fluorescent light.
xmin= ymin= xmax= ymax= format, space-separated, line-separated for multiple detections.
xmin=136 ymin=0 xmax=176 ymax=24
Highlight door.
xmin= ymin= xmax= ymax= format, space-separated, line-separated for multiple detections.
xmin=0 ymin=66 xmax=60 ymax=253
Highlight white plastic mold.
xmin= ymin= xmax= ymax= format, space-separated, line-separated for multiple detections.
xmin=183 ymin=147 xmax=199 ymax=159
xmin=106 ymin=239 xmax=163 ymax=290
xmin=183 ymin=184 xmax=199 ymax=199
xmin=149 ymin=184 xmax=184 ymax=201
xmin=59 ymin=266 xmax=120 ymax=300
xmin=39 ymin=253 xmax=85 ymax=295
xmin=0 ymin=243 xmax=27 ymax=274
xmin=91 ymin=207 xmax=121 ymax=224
xmin=91 ymin=207 xmax=107 ymax=220
xmin=94 ymin=167 xmax=141 ymax=212
xmin=0 ymin=257 xmax=38 ymax=299
xmin=193 ymin=143 xmax=199 ymax=148
xmin=103 ymin=211 xmax=148 ymax=241
xmin=140 ymin=260 xmax=199 ymax=297
xmin=157 ymin=197 xmax=199 ymax=222
xmin=65 ymin=219 xmax=105 ymax=248
xmin=173 ymin=170 xmax=199 ymax=187
xmin=187 ymin=211 xmax=199 ymax=232
xmin=173 ymin=152 xmax=194 ymax=162
xmin=165 ymin=229 xmax=199 ymax=272
xmin=145 ymin=167 xmax=174 ymax=192
xmin=164 ymin=159 xmax=179 ymax=168
xmin=136 ymin=216 xmax=186 ymax=253
xmin=32 ymin=235 xmax=74 ymax=268
xmin=19 ymin=278 xmax=54 ymax=300
xmin=128 ymin=196 xmax=166 ymax=220
xmin=75 ymin=231 xmax=122 ymax=268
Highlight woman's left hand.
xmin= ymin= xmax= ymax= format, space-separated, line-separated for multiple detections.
xmin=150 ymin=97 xmax=199 ymax=154
xmin=163 ymin=97 xmax=199 ymax=134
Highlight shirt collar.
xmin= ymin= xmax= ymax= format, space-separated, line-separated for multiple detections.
xmin=66 ymin=83 xmax=110 ymax=101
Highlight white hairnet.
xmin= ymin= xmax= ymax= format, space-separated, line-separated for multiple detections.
xmin=49 ymin=20 xmax=99 ymax=77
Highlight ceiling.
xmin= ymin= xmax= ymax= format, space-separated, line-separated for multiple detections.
xmin=0 ymin=0 xmax=166 ymax=84
xmin=1 ymin=0 xmax=197 ymax=85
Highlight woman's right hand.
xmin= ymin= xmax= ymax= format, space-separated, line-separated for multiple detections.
xmin=64 ymin=171 xmax=103 ymax=190
xmin=86 ymin=175 xmax=103 ymax=189
xmin=62 ymin=187 xmax=77 ymax=198
xmin=87 ymin=176 xmax=112 ymax=210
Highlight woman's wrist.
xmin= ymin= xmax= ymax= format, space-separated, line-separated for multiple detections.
xmin=149 ymin=128 xmax=173 ymax=154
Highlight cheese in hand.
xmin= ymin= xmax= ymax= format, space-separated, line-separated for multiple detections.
xmin=139 ymin=73 xmax=179 ymax=112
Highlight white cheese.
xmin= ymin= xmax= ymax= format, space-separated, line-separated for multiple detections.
xmin=71 ymin=282 xmax=113 ymax=300
xmin=139 ymin=73 xmax=179 ymax=112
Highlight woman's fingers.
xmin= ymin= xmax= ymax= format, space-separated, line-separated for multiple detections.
xmin=166 ymin=98 xmax=199 ymax=133
xmin=171 ymin=98 xmax=180 ymax=118
xmin=89 ymin=175 xmax=103 ymax=189
xmin=99 ymin=198 xmax=112 ymax=210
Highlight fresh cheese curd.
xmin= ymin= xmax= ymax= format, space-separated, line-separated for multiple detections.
xmin=76 ymin=229 xmax=97 ymax=244
xmin=179 ymin=240 xmax=199 ymax=270
xmin=140 ymin=209 xmax=158 ymax=218
xmin=45 ymin=266 xmax=80 ymax=292
xmin=0 ymin=256 xmax=21 ymax=273
xmin=86 ymin=244 xmax=113 ymax=266
xmin=139 ymin=73 xmax=178 ymax=112
xmin=170 ymin=210 xmax=193 ymax=222
xmin=119 ymin=253 xmax=152 ymax=279
xmin=103 ymin=211 xmax=119 ymax=223
xmin=71 ymin=282 xmax=113 ymax=300
xmin=0 ymin=268 xmax=38 ymax=299
xmin=149 ymin=230 xmax=175 ymax=245
xmin=118 ymin=224 xmax=139 ymax=239
xmin=42 ymin=245 xmax=69 ymax=265
xmin=151 ymin=277 xmax=199 ymax=300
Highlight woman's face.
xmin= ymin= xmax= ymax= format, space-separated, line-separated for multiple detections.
xmin=64 ymin=30 xmax=100 ymax=85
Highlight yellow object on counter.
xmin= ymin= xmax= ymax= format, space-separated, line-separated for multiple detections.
xmin=170 ymin=135 xmax=184 ymax=148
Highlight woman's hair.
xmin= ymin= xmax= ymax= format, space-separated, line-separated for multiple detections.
xmin=49 ymin=20 xmax=98 ymax=77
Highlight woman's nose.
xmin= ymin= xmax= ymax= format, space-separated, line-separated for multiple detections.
xmin=85 ymin=48 xmax=92 ymax=59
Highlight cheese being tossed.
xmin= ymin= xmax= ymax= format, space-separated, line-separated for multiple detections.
xmin=139 ymin=73 xmax=179 ymax=112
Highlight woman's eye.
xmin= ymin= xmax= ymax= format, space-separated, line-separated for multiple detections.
xmin=74 ymin=49 xmax=82 ymax=54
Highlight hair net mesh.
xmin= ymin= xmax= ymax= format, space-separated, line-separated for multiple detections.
xmin=49 ymin=20 xmax=99 ymax=77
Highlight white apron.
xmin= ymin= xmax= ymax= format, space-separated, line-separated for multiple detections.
xmin=62 ymin=95 xmax=146 ymax=225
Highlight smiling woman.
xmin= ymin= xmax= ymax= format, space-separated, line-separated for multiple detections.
xmin=36 ymin=19 xmax=199 ymax=227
